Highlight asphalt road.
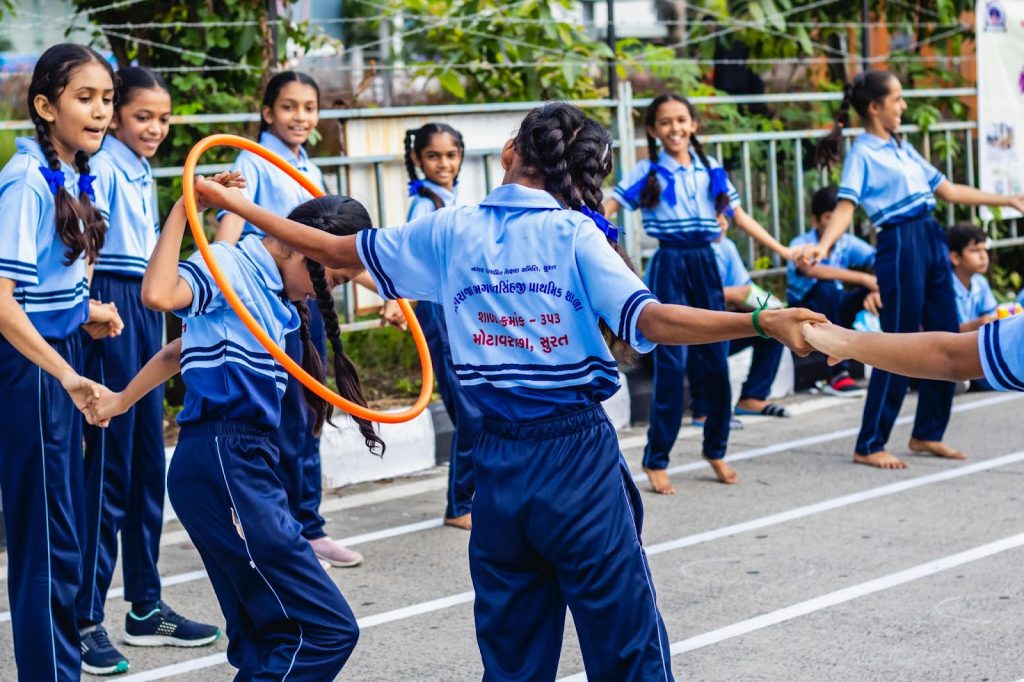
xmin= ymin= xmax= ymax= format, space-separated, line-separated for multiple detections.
xmin=2 ymin=390 xmax=1023 ymax=681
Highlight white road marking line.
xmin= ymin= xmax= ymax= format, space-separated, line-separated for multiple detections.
xmin=558 ymin=531 xmax=1024 ymax=679
xmin=106 ymin=446 xmax=1024 ymax=681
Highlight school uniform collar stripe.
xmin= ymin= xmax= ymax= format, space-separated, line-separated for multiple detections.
xmin=100 ymin=135 xmax=150 ymax=182
xmin=985 ymin=321 xmax=1024 ymax=391
xmin=479 ymin=183 xmax=563 ymax=210
xmin=360 ymin=230 xmax=399 ymax=299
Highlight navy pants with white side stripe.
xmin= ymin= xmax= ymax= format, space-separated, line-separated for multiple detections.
xmin=0 ymin=334 xmax=85 ymax=681
xmin=856 ymin=215 xmax=958 ymax=455
xmin=416 ymin=300 xmax=480 ymax=518
xmin=470 ymin=405 xmax=673 ymax=681
xmin=644 ymin=242 xmax=731 ymax=467
xmin=168 ymin=422 xmax=358 ymax=679
xmin=79 ymin=273 xmax=166 ymax=627
xmin=274 ymin=323 xmax=328 ymax=540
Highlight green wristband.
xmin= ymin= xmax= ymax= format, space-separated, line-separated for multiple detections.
xmin=751 ymin=297 xmax=771 ymax=339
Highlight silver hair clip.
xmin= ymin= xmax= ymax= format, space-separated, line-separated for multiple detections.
xmin=602 ymin=143 xmax=610 ymax=161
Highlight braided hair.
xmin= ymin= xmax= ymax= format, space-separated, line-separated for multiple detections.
xmin=512 ymin=103 xmax=638 ymax=363
xmin=285 ymin=195 xmax=385 ymax=455
xmin=404 ymin=123 xmax=465 ymax=210
xmin=816 ymin=70 xmax=897 ymax=169
xmin=640 ymin=93 xmax=728 ymax=214
xmin=259 ymin=71 xmax=320 ymax=135
xmin=27 ymin=43 xmax=113 ymax=264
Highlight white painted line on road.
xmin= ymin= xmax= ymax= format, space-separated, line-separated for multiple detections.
xmin=107 ymin=446 xmax=1024 ymax=681
xmin=120 ymin=653 xmax=229 ymax=681
xmin=558 ymin=531 xmax=1024 ymax=680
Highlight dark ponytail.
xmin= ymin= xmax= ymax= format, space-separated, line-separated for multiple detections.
xmin=512 ymin=103 xmax=638 ymax=363
xmin=285 ymin=195 xmax=385 ymax=455
xmin=259 ymin=71 xmax=320 ymax=135
xmin=27 ymin=43 xmax=112 ymax=264
xmin=816 ymin=70 xmax=898 ymax=169
xmin=404 ymin=123 xmax=465 ymax=210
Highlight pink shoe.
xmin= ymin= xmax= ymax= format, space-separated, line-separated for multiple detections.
xmin=309 ymin=536 xmax=364 ymax=568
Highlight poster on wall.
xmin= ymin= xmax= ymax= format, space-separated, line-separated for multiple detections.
xmin=977 ymin=0 xmax=1024 ymax=220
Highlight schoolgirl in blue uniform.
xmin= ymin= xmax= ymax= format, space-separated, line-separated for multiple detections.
xmin=198 ymin=102 xmax=823 ymax=682
xmin=98 ymin=183 xmax=379 ymax=679
xmin=811 ymin=70 xmax=1024 ymax=469
xmin=216 ymin=71 xmax=363 ymax=567
xmin=404 ymin=122 xmax=482 ymax=530
xmin=605 ymin=93 xmax=804 ymax=493
xmin=0 ymin=43 xmax=123 ymax=681
xmin=76 ymin=67 xmax=219 ymax=675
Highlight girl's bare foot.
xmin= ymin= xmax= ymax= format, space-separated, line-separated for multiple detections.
xmin=444 ymin=513 xmax=472 ymax=530
xmin=643 ymin=467 xmax=676 ymax=494
xmin=705 ymin=457 xmax=739 ymax=484
xmin=908 ymin=438 xmax=966 ymax=460
xmin=853 ymin=451 xmax=907 ymax=469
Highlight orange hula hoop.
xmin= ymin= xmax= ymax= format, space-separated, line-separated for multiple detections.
xmin=182 ymin=133 xmax=433 ymax=424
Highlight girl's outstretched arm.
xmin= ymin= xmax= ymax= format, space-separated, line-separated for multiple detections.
xmin=731 ymin=207 xmax=793 ymax=260
xmin=933 ymin=181 xmax=1024 ymax=212
xmin=805 ymin=200 xmax=856 ymax=265
xmin=801 ymin=322 xmax=983 ymax=381
xmin=94 ymin=338 xmax=182 ymax=425
xmin=637 ymin=303 xmax=826 ymax=355
xmin=195 ymin=177 xmax=359 ymax=269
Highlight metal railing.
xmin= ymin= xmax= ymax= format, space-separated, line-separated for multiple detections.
xmin=3 ymin=83 xmax=1002 ymax=331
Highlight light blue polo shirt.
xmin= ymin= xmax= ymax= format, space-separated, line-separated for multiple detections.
xmin=175 ymin=235 xmax=299 ymax=428
xmin=219 ymin=131 xmax=325 ymax=237
xmin=358 ymin=183 xmax=659 ymax=421
xmin=953 ymin=273 xmax=998 ymax=324
xmin=787 ymin=229 xmax=876 ymax=301
xmin=91 ymin=135 xmax=159 ymax=278
xmin=979 ymin=315 xmax=1024 ymax=391
xmin=712 ymin=237 xmax=751 ymax=288
xmin=407 ymin=179 xmax=459 ymax=221
xmin=0 ymin=137 xmax=90 ymax=339
xmin=837 ymin=133 xmax=945 ymax=227
xmin=613 ymin=150 xmax=741 ymax=245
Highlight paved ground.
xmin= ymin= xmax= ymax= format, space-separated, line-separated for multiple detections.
xmin=2 ymin=390 xmax=1024 ymax=681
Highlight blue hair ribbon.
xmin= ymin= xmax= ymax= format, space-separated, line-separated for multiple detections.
xmin=78 ymin=173 xmax=96 ymax=201
xmin=621 ymin=163 xmax=676 ymax=207
xmin=38 ymin=166 xmax=64 ymax=196
xmin=407 ymin=179 xmax=425 ymax=197
xmin=578 ymin=205 xmax=621 ymax=243
xmin=708 ymin=167 xmax=734 ymax=217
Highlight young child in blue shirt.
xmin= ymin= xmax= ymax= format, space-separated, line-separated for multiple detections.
xmin=404 ymin=122 xmax=482 ymax=531
xmin=77 ymin=67 xmax=219 ymax=675
xmin=0 ymin=43 xmax=124 ymax=682
xmin=788 ymin=185 xmax=878 ymax=397
xmin=811 ymin=70 xmax=1024 ymax=469
xmin=95 ymin=179 xmax=380 ymax=680
xmin=216 ymin=71 xmax=364 ymax=568
xmin=689 ymin=235 xmax=788 ymax=426
xmin=604 ymin=93 xmax=806 ymax=493
xmin=947 ymin=222 xmax=998 ymax=333
xmin=198 ymin=102 xmax=824 ymax=682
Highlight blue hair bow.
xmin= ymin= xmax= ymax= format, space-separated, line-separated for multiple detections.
xmin=578 ymin=205 xmax=621 ymax=243
xmin=37 ymin=166 xmax=64 ymax=196
xmin=78 ymin=173 xmax=96 ymax=201
xmin=407 ymin=179 xmax=425 ymax=197
xmin=621 ymin=163 xmax=676 ymax=207
xmin=708 ymin=167 xmax=734 ymax=217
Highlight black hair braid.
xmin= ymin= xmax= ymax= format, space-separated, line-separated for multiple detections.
xmin=523 ymin=105 xmax=582 ymax=208
xmin=292 ymin=298 xmax=327 ymax=434
xmin=689 ymin=134 xmax=729 ymax=216
xmin=74 ymin=150 xmax=106 ymax=262
xmin=816 ymin=81 xmax=853 ymax=169
xmin=639 ymin=132 xmax=662 ymax=209
xmin=305 ymin=249 xmax=385 ymax=454
xmin=33 ymin=117 xmax=89 ymax=264
xmin=404 ymin=128 xmax=444 ymax=210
